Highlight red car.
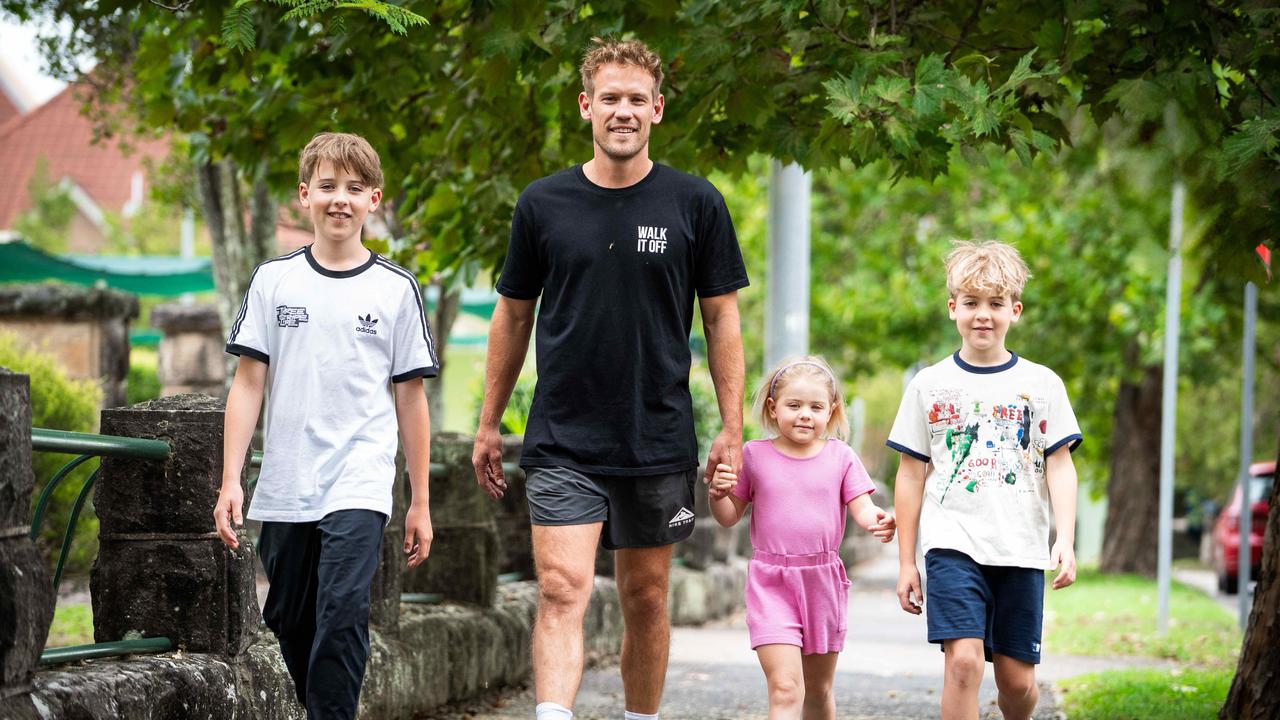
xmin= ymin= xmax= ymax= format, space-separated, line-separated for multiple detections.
xmin=1213 ymin=460 xmax=1275 ymax=594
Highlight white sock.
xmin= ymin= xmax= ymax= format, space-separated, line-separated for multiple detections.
xmin=535 ymin=701 xmax=573 ymax=720
xmin=624 ymin=712 xmax=659 ymax=720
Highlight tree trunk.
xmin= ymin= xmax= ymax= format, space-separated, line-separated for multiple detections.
xmin=424 ymin=284 xmax=459 ymax=434
xmin=1221 ymin=436 xmax=1280 ymax=719
xmin=1099 ymin=363 xmax=1164 ymax=575
xmin=195 ymin=158 xmax=276 ymax=387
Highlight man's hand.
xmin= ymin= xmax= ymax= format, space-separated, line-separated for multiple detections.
xmin=897 ymin=564 xmax=924 ymax=614
xmin=708 ymin=463 xmax=737 ymax=500
xmin=1050 ymin=540 xmax=1077 ymax=589
xmin=213 ymin=482 xmax=244 ymax=550
xmin=404 ymin=502 xmax=433 ymax=569
xmin=472 ymin=426 xmax=507 ymax=500
xmin=704 ymin=428 xmax=741 ymax=488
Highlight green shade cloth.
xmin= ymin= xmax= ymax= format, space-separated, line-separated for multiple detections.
xmin=0 ymin=240 xmax=215 ymax=296
xmin=3 ymin=240 xmax=501 ymax=329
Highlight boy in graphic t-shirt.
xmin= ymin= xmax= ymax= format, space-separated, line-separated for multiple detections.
xmin=213 ymin=132 xmax=438 ymax=719
xmin=887 ymin=240 xmax=1082 ymax=720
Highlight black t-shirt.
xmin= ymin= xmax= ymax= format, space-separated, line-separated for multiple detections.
xmin=497 ymin=163 xmax=750 ymax=475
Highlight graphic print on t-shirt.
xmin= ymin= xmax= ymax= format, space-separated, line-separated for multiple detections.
xmin=927 ymin=388 xmax=1041 ymax=505
xmin=356 ymin=313 xmax=379 ymax=336
xmin=276 ymin=305 xmax=309 ymax=327
xmin=637 ymin=225 xmax=668 ymax=254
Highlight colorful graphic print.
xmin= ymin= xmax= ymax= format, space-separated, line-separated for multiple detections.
xmin=927 ymin=390 xmax=1045 ymax=505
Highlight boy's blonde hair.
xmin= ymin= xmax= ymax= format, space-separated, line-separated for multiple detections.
xmin=580 ymin=37 xmax=663 ymax=99
xmin=753 ymin=355 xmax=849 ymax=440
xmin=298 ymin=132 xmax=384 ymax=189
xmin=945 ymin=240 xmax=1031 ymax=301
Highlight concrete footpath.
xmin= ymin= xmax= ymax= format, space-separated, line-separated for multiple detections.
xmin=427 ymin=545 xmax=1170 ymax=719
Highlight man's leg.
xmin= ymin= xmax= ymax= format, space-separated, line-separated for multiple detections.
xmin=532 ymin=522 xmax=603 ymax=711
xmin=992 ymin=654 xmax=1038 ymax=720
xmin=614 ymin=544 xmax=674 ymax=715
xmin=307 ymin=509 xmax=384 ymax=720
xmin=258 ymin=520 xmax=322 ymax=705
xmin=941 ymin=638 xmax=985 ymax=720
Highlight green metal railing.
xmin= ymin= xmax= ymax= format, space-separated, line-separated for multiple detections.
xmin=31 ymin=427 xmax=174 ymax=665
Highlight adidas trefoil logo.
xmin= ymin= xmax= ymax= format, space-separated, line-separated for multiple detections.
xmin=668 ymin=507 xmax=695 ymax=527
xmin=356 ymin=313 xmax=379 ymax=335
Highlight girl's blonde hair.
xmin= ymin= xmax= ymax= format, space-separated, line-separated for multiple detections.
xmin=945 ymin=240 xmax=1031 ymax=301
xmin=753 ymin=355 xmax=849 ymax=440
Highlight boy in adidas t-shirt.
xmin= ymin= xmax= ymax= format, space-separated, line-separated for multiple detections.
xmin=887 ymin=240 xmax=1081 ymax=720
xmin=213 ymin=132 xmax=438 ymax=719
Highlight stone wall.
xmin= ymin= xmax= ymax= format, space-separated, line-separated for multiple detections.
xmin=0 ymin=386 xmax=746 ymax=719
xmin=0 ymin=284 xmax=138 ymax=408
xmin=150 ymin=303 xmax=225 ymax=398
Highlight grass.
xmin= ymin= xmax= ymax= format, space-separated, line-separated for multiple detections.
xmin=1046 ymin=567 xmax=1242 ymax=719
xmin=1044 ymin=567 xmax=1241 ymax=668
xmin=47 ymin=602 xmax=94 ymax=647
xmin=1058 ymin=667 xmax=1234 ymax=720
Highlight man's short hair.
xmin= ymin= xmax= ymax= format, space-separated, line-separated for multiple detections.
xmin=298 ymin=132 xmax=384 ymax=188
xmin=580 ymin=37 xmax=663 ymax=98
xmin=945 ymin=240 xmax=1031 ymax=301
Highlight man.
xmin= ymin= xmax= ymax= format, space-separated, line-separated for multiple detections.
xmin=471 ymin=37 xmax=748 ymax=720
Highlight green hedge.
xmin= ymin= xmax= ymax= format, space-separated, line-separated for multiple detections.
xmin=0 ymin=331 xmax=101 ymax=578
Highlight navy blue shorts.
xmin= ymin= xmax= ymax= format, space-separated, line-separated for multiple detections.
xmin=924 ymin=549 xmax=1044 ymax=664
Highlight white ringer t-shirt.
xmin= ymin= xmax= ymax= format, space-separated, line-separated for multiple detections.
xmin=887 ymin=352 xmax=1082 ymax=569
xmin=226 ymin=245 xmax=438 ymax=523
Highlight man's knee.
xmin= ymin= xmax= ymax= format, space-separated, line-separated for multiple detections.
xmin=619 ymin=580 xmax=668 ymax=619
xmin=537 ymin=567 xmax=593 ymax=617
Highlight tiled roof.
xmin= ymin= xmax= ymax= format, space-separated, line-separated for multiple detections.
xmin=0 ymin=83 xmax=169 ymax=229
xmin=0 ymin=89 xmax=19 ymax=128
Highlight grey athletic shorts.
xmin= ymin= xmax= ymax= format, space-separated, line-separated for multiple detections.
xmin=525 ymin=466 xmax=698 ymax=550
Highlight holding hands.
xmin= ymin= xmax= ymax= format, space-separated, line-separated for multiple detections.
xmin=708 ymin=463 xmax=737 ymax=500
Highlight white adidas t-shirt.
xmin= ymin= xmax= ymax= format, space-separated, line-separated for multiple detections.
xmin=887 ymin=352 xmax=1082 ymax=569
xmin=226 ymin=245 xmax=438 ymax=522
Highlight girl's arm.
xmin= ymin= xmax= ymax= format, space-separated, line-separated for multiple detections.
xmin=708 ymin=462 xmax=748 ymax=527
xmin=710 ymin=492 xmax=748 ymax=528
xmin=847 ymin=493 xmax=895 ymax=542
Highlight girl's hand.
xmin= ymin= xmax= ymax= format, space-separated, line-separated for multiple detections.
xmin=708 ymin=463 xmax=737 ymax=500
xmin=870 ymin=509 xmax=896 ymax=543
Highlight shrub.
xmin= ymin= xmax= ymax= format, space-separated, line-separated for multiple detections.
xmin=0 ymin=331 xmax=101 ymax=578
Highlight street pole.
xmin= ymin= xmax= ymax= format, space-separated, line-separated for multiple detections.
xmin=766 ymin=159 xmax=811 ymax=370
xmin=1237 ymin=281 xmax=1257 ymax=628
xmin=1157 ymin=180 xmax=1184 ymax=634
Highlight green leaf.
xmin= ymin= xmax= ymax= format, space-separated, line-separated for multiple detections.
xmin=221 ymin=6 xmax=256 ymax=53
xmin=1103 ymin=79 xmax=1168 ymax=122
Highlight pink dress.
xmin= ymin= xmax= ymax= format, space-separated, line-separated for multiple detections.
xmin=731 ymin=438 xmax=875 ymax=654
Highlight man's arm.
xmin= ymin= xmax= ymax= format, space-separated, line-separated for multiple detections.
xmin=1046 ymin=448 xmax=1079 ymax=589
xmin=893 ymin=455 xmax=928 ymax=614
xmin=214 ymin=356 xmax=267 ymax=550
xmin=698 ymin=291 xmax=745 ymax=482
xmin=472 ymin=296 xmax=536 ymax=500
xmin=395 ymin=378 xmax=432 ymax=568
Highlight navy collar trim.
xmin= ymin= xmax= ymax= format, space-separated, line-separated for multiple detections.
xmin=952 ymin=350 xmax=1019 ymax=374
xmin=304 ymin=245 xmax=377 ymax=278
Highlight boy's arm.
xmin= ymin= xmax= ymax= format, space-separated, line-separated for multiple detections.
xmin=1046 ymin=448 xmax=1079 ymax=589
xmin=395 ymin=377 xmax=432 ymax=569
xmin=215 ymin=356 xmax=267 ymax=550
xmin=893 ymin=455 xmax=928 ymax=614
xmin=472 ymin=296 xmax=536 ymax=500
xmin=847 ymin=493 xmax=896 ymax=542
xmin=699 ymin=292 xmax=745 ymax=480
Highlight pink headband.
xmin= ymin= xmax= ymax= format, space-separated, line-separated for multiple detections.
xmin=768 ymin=361 xmax=836 ymax=398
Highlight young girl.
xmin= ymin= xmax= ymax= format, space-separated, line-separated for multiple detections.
xmin=709 ymin=356 xmax=895 ymax=720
